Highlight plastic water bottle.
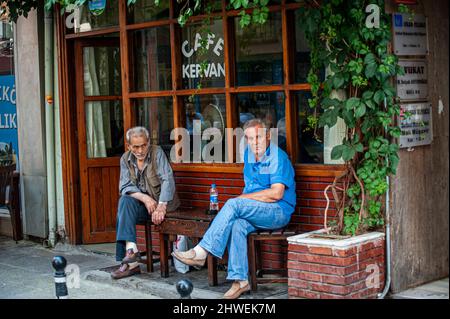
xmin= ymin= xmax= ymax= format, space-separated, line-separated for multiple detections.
xmin=209 ymin=184 xmax=219 ymax=214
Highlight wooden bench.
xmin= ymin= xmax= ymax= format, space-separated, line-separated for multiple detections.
xmin=0 ymin=164 xmax=22 ymax=242
xmin=155 ymin=208 xmax=218 ymax=286
xmin=247 ymin=225 xmax=301 ymax=291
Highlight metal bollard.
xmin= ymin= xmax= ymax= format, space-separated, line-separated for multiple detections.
xmin=176 ymin=279 xmax=193 ymax=299
xmin=52 ymin=256 xmax=68 ymax=299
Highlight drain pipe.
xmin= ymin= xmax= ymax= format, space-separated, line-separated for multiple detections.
xmin=378 ymin=98 xmax=392 ymax=299
xmin=44 ymin=8 xmax=57 ymax=247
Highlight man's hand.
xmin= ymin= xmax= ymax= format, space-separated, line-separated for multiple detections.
xmin=143 ymin=196 xmax=157 ymax=214
xmin=152 ymin=203 xmax=167 ymax=225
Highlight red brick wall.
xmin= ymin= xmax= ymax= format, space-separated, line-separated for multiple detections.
xmin=288 ymin=237 xmax=385 ymax=299
xmin=136 ymin=171 xmax=339 ymax=269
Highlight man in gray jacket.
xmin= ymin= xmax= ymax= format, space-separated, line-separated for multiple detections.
xmin=112 ymin=126 xmax=180 ymax=279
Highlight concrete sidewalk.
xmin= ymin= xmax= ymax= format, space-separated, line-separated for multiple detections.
xmin=0 ymin=236 xmax=287 ymax=299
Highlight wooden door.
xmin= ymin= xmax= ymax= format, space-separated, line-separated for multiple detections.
xmin=75 ymin=38 xmax=123 ymax=243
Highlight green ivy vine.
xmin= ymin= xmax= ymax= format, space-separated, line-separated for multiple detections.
xmin=3 ymin=0 xmax=408 ymax=236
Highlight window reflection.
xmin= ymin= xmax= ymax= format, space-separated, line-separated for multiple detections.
xmin=127 ymin=0 xmax=169 ymax=24
xmin=77 ymin=0 xmax=119 ymax=33
xmin=296 ymin=91 xmax=324 ymax=164
xmin=132 ymin=27 xmax=172 ymax=92
xmin=235 ymin=13 xmax=283 ymax=86
xmin=183 ymin=95 xmax=226 ymax=162
xmin=136 ymin=98 xmax=174 ymax=156
xmin=237 ymin=92 xmax=286 ymax=153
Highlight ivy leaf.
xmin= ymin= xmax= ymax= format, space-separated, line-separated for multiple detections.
xmin=342 ymin=147 xmax=356 ymax=161
xmin=345 ymin=97 xmax=361 ymax=111
xmin=332 ymin=74 xmax=345 ymax=89
xmin=365 ymin=63 xmax=378 ymax=78
xmin=355 ymin=103 xmax=366 ymax=118
xmin=374 ymin=90 xmax=385 ymax=105
xmin=331 ymin=145 xmax=346 ymax=160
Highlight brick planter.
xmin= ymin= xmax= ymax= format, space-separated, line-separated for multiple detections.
xmin=287 ymin=230 xmax=385 ymax=299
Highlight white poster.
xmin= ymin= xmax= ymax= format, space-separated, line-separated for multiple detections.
xmin=399 ymin=103 xmax=433 ymax=148
xmin=397 ymin=59 xmax=428 ymax=101
xmin=393 ymin=13 xmax=428 ymax=56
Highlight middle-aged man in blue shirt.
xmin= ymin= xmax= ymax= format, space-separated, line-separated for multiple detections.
xmin=173 ymin=118 xmax=296 ymax=299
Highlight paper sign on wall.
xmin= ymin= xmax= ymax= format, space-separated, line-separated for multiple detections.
xmin=399 ymin=102 xmax=433 ymax=148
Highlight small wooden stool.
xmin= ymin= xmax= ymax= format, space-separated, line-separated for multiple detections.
xmin=247 ymin=225 xmax=300 ymax=291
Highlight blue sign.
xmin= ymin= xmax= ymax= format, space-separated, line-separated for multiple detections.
xmin=394 ymin=14 xmax=403 ymax=27
xmin=0 ymin=75 xmax=19 ymax=169
xmin=88 ymin=0 xmax=107 ymax=16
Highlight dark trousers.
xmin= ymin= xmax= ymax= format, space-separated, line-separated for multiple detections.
xmin=115 ymin=195 xmax=149 ymax=261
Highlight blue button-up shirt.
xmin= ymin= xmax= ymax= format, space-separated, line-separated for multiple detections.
xmin=243 ymin=143 xmax=296 ymax=215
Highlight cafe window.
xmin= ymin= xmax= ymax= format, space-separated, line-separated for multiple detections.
xmin=181 ymin=19 xmax=225 ymax=89
xmin=235 ymin=12 xmax=283 ymax=86
xmin=63 ymin=0 xmax=345 ymax=167
xmin=131 ymin=26 xmax=172 ymax=92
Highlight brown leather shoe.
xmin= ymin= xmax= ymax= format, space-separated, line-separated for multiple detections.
xmin=171 ymin=249 xmax=206 ymax=267
xmin=122 ymin=248 xmax=142 ymax=264
xmin=223 ymin=281 xmax=251 ymax=299
xmin=111 ymin=263 xmax=141 ymax=280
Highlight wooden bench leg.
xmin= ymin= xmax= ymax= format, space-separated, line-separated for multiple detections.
xmin=207 ymin=255 xmax=218 ymax=286
xmin=145 ymin=222 xmax=153 ymax=273
xmin=248 ymin=236 xmax=258 ymax=291
xmin=159 ymin=232 xmax=169 ymax=278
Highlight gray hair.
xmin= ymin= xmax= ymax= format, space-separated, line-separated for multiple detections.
xmin=126 ymin=126 xmax=150 ymax=144
xmin=243 ymin=118 xmax=269 ymax=131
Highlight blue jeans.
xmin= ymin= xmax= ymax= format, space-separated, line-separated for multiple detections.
xmin=115 ymin=195 xmax=149 ymax=261
xmin=199 ymin=197 xmax=292 ymax=281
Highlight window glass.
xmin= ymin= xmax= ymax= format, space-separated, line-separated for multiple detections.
xmin=127 ymin=0 xmax=169 ymax=24
xmin=181 ymin=19 xmax=225 ymax=89
xmin=85 ymin=100 xmax=123 ymax=158
xmin=182 ymin=94 xmax=226 ymax=163
xmin=0 ymin=20 xmax=14 ymax=75
xmin=294 ymin=10 xmax=311 ymax=83
xmin=83 ymin=46 xmax=121 ymax=96
xmin=136 ymin=97 xmax=174 ymax=156
xmin=237 ymin=92 xmax=286 ymax=155
xmin=76 ymin=0 xmax=119 ymax=33
xmin=132 ymin=26 xmax=172 ymax=92
xmin=235 ymin=13 xmax=283 ymax=86
xmin=296 ymin=91 xmax=346 ymax=165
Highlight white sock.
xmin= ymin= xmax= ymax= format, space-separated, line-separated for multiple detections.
xmin=193 ymin=245 xmax=207 ymax=259
xmin=126 ymin=241 xmax=138 ymax=253
xmin=128 ymin=261 xmax=139 ymax=269
xmin=238 ymin=280 xmax=249 ymax=288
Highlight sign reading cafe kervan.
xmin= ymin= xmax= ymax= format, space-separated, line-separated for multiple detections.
xmin=182 ymin=32 xmax=225 ymax=79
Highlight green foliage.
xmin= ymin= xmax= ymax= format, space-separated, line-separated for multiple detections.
xmin=298 ymin=0 xmax=404 ymax=236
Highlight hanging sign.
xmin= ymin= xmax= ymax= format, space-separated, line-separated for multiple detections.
xmin=393 ymin=12 xmax=428 ymax=56
xmin=399 ymin=102 xmax=433 ymax=148
xmin=397 ymin=59 xmax=428 ymax=101
xmin=89 ymin=0 xmax=107 ymax=16
xmin=0 ymin=75 xmax=19 ymax=168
